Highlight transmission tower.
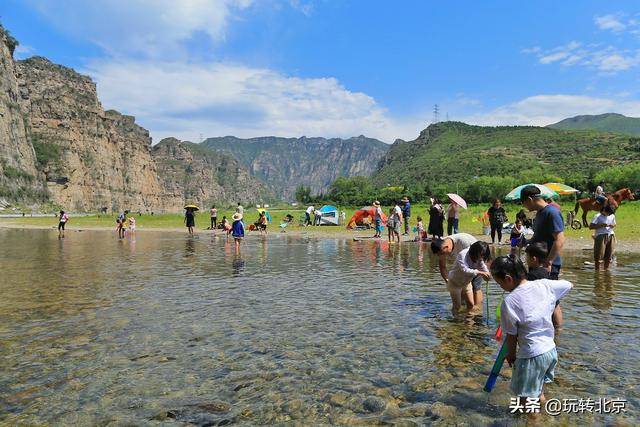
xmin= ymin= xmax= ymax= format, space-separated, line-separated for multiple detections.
xmin=433 ymin=104 xmax=440 ymax=123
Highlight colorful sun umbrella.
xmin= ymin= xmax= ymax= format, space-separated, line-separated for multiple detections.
xmin=505 ymin=184 xmax=557 ymax=201
xmin=447 ymin=193 xmax=468 ymax=209
xmin=543 ymin=182 xmax=580 ymax=196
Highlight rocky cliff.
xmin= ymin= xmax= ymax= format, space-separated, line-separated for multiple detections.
xmin=152 ymin=138 xmax=274 ymax=208
xmin=15 ymin=56 xmax=175 ymax=212
xmin=0 ymin=25 xmax=45 ymax=203
xmin=202 ymin=135 xmax=389 ymax=199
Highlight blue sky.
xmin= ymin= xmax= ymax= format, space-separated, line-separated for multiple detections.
xmin=3 ymin=0 xmax=640 ymax=142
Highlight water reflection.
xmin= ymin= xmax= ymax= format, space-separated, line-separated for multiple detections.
xmin=592 ymin=271 xmax=615 ymax=310
xmin=0 ymin=229 xmax=637 ymax=425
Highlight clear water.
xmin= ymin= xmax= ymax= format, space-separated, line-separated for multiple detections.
xmin=0 ymin=229 xmax=638 ymax=425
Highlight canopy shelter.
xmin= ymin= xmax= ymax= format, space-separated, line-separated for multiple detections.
xmin=347 ymin=206 xmax=388 ymax=229
xmin=318 ymin=205 xmax=339 ymax=225
xmin=505 ymin=184 xmax=558 ymax=201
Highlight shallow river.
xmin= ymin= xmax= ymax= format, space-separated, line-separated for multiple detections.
xmin=0 ymin=229 xmax=638 ymax=425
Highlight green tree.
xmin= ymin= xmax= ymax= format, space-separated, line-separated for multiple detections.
xmin=295 ymin=185 xmax=312 ymax=203
xmin=595 ymin=162 xmax=640 ymax=190
xmin=326 ymin=176 xmax=375 ymax=206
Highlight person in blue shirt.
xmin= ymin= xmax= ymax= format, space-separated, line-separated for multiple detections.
xmin=521 ymin=185 xmax=565 ymax=329
xmin=231 ymin=212 xmax=245 ymax=251
xmin=401 ymin=196 xmax=411 ymax=235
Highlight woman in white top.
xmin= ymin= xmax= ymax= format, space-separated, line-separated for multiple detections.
xmin=446 ymin=241 xmax=491 ymax=313
xmin=589 ymin=204 xmax=616 ymax=270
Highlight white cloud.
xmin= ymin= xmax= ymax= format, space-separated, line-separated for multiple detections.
xmin=524 ymin=13 xmax=640 ymax=73
xmin=595 ymin=14 xmax=627 ymax=32
xmin=588 ymin=49 xmax=640 ymax=71
xmin=23 ymin=0 xmax=425 ymax=142
xmin=524 ymin=41 xmax=640 ymax=73
xmin=462 ymin=94 xmax=640 ymax=127
xmin=85 ymin=59 xmax=424 ymax=143
xmin=26 ymin=0 xmax=254 ymax=58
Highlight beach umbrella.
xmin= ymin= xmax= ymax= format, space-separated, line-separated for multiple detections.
xmin=505 ymin=184 xmax=557 ymax=201
xmin=184 ymin=204 xmax=199 ymax=211
xmin=543 ymin=182 xmax=580 ymax=196
xmin=257 ymin=208 xmax=272 ymax=222
xmin=447 ymin=193 xmax=468 ymax=209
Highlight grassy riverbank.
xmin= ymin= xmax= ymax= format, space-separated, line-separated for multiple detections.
xmin=2 ymin=202 xmax=639 ymax=241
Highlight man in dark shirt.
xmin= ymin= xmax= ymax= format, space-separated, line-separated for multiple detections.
xmin=401 ymin=197 xmax=411 ymax=235
xmin=521 ymin=185 xmax=565 ymax=279
xmin=522 ymin=185 xmax=565 ymax=329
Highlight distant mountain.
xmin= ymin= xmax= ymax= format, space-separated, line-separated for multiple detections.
xmin=201 ymin=135 xmax=389 ymax=199
xmin=152 ymin=138 xmax=275 ymax=207
xmin=373 ymin=121 xmax=640 ymax=196
xmin=548 ymin=113 xmax=640 ymax=136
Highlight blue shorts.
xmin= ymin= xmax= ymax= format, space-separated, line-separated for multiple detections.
xmin=471 ymin=275 xmax=483 ymax=292
xmin=511 ymin=347 xmax=557 ymax=398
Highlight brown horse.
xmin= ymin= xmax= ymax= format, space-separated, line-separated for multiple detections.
xmin=574 ymin=188 xmax=635 ymax=226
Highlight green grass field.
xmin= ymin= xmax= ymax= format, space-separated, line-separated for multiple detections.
xmin=3 ymin=202 xmax=639 ymax=240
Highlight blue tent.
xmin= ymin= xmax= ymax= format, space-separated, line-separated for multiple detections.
xmin=318 ymin=205 xmax=339 ymax=225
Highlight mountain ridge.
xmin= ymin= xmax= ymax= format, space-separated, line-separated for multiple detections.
xmin=372 ymin=121 xmax=640 ymax=200
xmin=201 ymin=135 xmax=389 ymax=199
xmin=548 ymin=113 xmax=640 ymax=136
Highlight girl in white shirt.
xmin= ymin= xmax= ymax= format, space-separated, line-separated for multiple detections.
xmin=589 ymin=205 xmax=616 ymax=270
xmin=491 ymin=255 xmax=572 ymax=416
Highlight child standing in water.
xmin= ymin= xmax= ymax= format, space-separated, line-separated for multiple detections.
xmin=491 ymin=256 xmax=572 ymax=418
xmin=221 ymin=215 xmax=232 ymax=239
xmin=387 ymin=207 xmax=400 ymax=243
xmin=446 ymin=241 xmax=492 ymax=313
xmin=127 ymin=214 xmax=136 ymax=236
xmin=185 ymin=208 xmax=196 ymax=235
xmin=589 ymin=204 xmax=616 ymax=270
xmin=231 ymin=212 xmax=245 ymax=250
xmin=509 ymin=219 xmax=525 ymax=256
xmin=57 ymin=210 xmax=69 ymax=238
xmin=415 ymin=215 xmax=425 ymax=241
xmin=525 ymin=242 xmax=563 ymax=330
xmin=373 ymin=201 xmax=383 ymax=238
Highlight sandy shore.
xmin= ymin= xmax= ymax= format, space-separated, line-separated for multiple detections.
xmin=2 ymin=221 xmax=638 ymax=254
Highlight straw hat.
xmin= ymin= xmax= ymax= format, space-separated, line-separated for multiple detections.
xmin=232 ymin=212 xmax=243 ymax=221
xmin=373 ymin=201 xmax=381 ymax=206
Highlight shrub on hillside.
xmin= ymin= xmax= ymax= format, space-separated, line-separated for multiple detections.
xmin=595 ymin=162 xmax=640 ymax=190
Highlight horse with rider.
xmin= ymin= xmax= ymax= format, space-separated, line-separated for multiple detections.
xmin=574 ymin=181 xmax=635 ymax=226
